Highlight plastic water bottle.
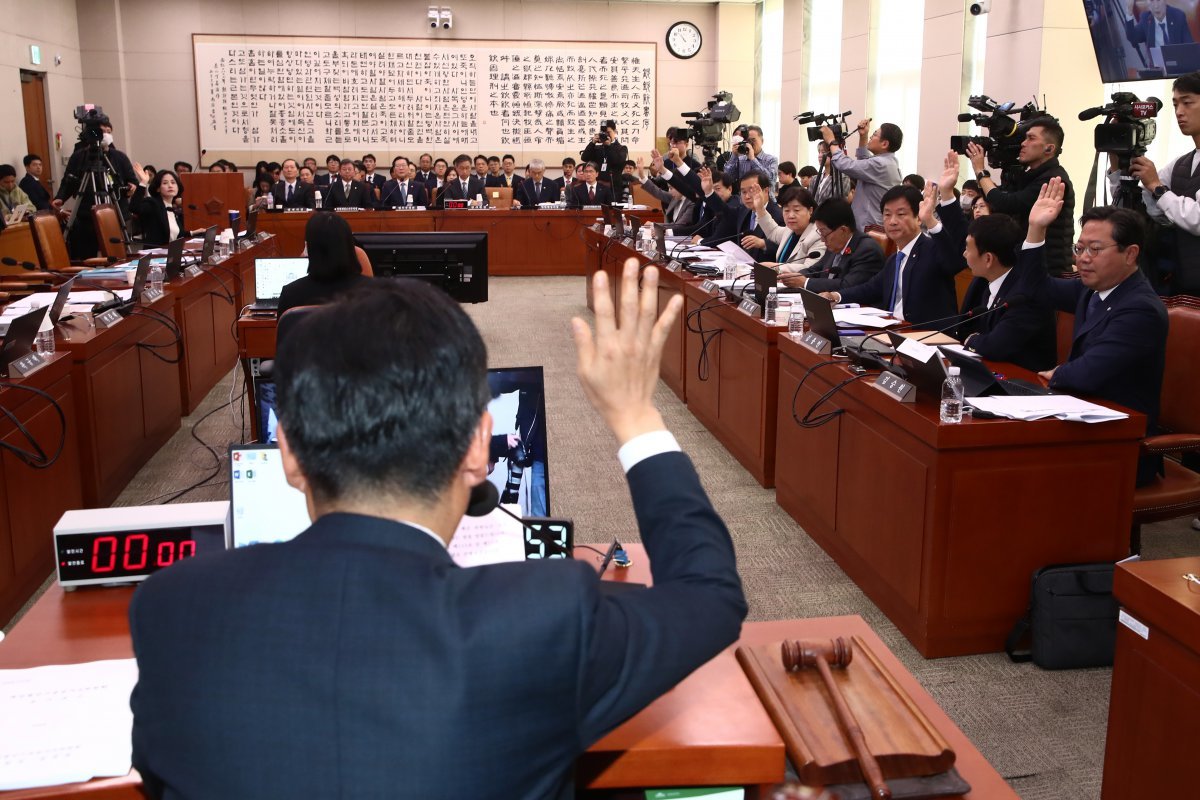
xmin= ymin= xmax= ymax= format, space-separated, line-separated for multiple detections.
xmin=313 ymin=190 xmax=323 ymax=209
xmin=764 ymin=288 xmax=778 ymax=324
xmin=788 ymin=304 xmax=806 ymax=334
xmin=940 ymin=366 xmax=964 ymax=424
xmin=148 ymin=264 xmax=164 ymax=295
xmin=35 ymin=328 xmax=55 ymax=356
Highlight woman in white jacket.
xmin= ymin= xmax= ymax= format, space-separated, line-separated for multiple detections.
xmin=749 ymin=185 xmax=825 ymax=272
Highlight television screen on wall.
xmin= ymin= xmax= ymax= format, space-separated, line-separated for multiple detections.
xmin=1086 ymin=0 xmax=1200 ymax=82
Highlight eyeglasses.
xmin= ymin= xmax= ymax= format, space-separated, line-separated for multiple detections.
xmin=1072 ymin=242 xmax=1119 ymax=258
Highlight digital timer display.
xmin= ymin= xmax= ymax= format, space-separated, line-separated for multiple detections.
xmin=55 ymin=525 xmax=224 ymax=586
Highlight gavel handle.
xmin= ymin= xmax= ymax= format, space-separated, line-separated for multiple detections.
xmin=814 ymin=657 xmax=891 ymax=800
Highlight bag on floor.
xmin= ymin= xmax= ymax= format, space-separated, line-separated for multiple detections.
xmin=1005 ymin=562 xmax=1117 ymax=669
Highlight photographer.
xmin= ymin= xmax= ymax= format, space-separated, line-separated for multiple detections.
xmin=823 ymin=118 xmax=903 ymax=229
xmin=581 ymin=120 xmax=628 ymax=192
xmin=965 ymin=119 xmax=1075 ymax=274
xmin=1119 ymin=71 xmax=1200 ymax=295
xmin=812 ymin=140 xmax=853 ymax=206
xmin=53 ymin=112 xmax=140 ymax=259
xmin=722 ymin=124 xmax=778 ymax=188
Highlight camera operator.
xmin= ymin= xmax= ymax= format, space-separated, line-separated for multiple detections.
xmin=823 ymin=118 xmax=903 ymax=229
xmin=965 ymin=119 xmax=1075 ymax=275
xmin=812 ymin=139 xmax=854 ymax=207
xmin=723 ymin=124 xmax=778 ymax=188
xmin=1117 ymin=71 xmax=1200 ymax=296
xmin=53 ymin=114 xmax=140 ymax=259
xmin=581 ymin=120 xmax=628 ymax=193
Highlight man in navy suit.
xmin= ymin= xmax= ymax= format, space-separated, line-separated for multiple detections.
xmin=323 ymin=159 xmax=376 ymax=209
xmin=314 ymin=154 xmax=340 ymax=188
xmin=514 ymin=158 xmax=561 ymax=208
xmin=438 ymin=153 xmax=488 ymax=207
xmin=567 ymin=162 xmax=614 ymax=207
xmin=1024 ymin=177 xmax=1168 ymax=486
xmin=129 ymin=264 xmax=746 ymax=799
xmin=415 ymin=152 xmax=438 ymax=194
xmin=1124 ymin=0 xmax=1194 ymax=48
xmin=258 ymin=158 xmax=317 ymax=210
xmin=19 ymin=154 xmax=50 ymax=211
xmin=379 ymin=156 xmax=429 ymax=208
xmin=361 ymin=153 xmax=387 ymax=193
xmin=700 ymin=171 xmax=784 ymax=260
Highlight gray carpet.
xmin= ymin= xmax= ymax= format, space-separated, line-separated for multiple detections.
xmin=8 ymin=275 xmax=1198 ymax=799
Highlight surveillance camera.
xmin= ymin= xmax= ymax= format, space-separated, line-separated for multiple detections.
xmin=440 ymin=9 xmax=453 ymax=29
xmin=428 ymin=6 xmax=440 ymax=27
xmin=969 ymin=0 xmax=991 ymax=14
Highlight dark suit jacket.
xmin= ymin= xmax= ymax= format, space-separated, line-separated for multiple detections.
xmin=415 ymin=170 xmax=438 ymax=192
xmin=19 ymin=174 xmax=50 ymax=211
xmin=516 ymin=178 xmax=561 ymax=207
xmin=363 ymin=172 xmax=387 ymax=192
xmin=664 ymin=157 xmax=705 ymax=204
xmin=1125 ymin=6 xmax=1193 ymax=46
xmin=270 ymin=180 xmax=316 ymax=210
xmin=129 ymin=451 xmax=746 ymax=799
xmin=277 ymin=273 xmax=370 ymax=317
xmin=567 ymin=182 xmax=615 ymax=207
xmin=802 ymin=231 xmax=884 ymax=294
xmin=136 ymin=197 xmax=187 ymax=246
xmin=486 ymin=173 xmax=519 ymax=190
xmin=378 ymin=179 xmax=429 ymax=208
xmin=439 ymin=175 xmax=488 ymax=207
xmin=706 ymin=198 xmax=784 ymax=260
xmin=323 ymin=179 xmax=376 ymax=210
xmin=313 ymin=172 xmax=336 ymax=188
xmin=953 ymin=246 xmax=1057 ymax=372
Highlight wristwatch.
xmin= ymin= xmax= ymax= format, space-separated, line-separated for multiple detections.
xmin=976 ymin=170 xmax=991 ymax=179
xmin=1153 ymin=185 xmax=1169 ymax=201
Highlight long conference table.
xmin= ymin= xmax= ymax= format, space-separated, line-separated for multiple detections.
xmin=585 ymin=232 xmax=1144 ymax=658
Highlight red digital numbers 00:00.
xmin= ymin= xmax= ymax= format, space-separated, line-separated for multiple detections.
xmin=90 ymin=534 xmax=196 ymax=573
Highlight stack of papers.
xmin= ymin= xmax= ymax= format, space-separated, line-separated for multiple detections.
xmin=834 ymin=307 xmax=898 ymax=329
xmin=447 ymin=505 xmax=526 ymax=567
xmin=967 ymin=395 xmax=1129 ymax=423
xmin=0 ymin=659 xmax=137 ymax=790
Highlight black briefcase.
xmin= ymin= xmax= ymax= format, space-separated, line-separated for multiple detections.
xmin=1005 ymin=562 xmax=1118 ymax=670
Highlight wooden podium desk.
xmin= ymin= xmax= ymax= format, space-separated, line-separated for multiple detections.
xmin=1102 ymin=557 xmax=1200 ymax=799
xmin=774 ymin=333 xmax=1143 ymax=657
xmin=0 ymin=546 xmax=1012 ymax=799
xmin=0 ymin=353 xmax=83 ymax=627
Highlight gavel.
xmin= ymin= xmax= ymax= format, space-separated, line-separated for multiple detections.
xmin=782 ymin=638 xmax=891 ymax=800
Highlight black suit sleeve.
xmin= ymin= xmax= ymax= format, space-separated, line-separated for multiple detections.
xmin=804 ymin=237 xmax=884 ymax=294
xmin=961 ymin=248 xmax=1056 ymax=364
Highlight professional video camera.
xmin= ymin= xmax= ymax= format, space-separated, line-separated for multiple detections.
xmin=951 ymin=95 xmax=1055 ymax=182
xmin=74 ymin=104 xmax=110 ymax=145
xmin=794 ymin=110 xmax=852 ymax=145
xmin=1079 ymin=91 xmax=1161 ymax=163
xmin=595 ymin=119 xmax=615 ymax=143
xmin=679 ymin=91 xmax=742 ymax=165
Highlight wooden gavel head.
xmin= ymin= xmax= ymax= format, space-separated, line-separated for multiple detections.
xmin=781 ymin=637 xmax=854 ymax=671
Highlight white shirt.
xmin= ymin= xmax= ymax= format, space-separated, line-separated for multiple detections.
xmin=1117 ymin=150 xmax=1200 ymax=235
xmin=165 ymin=202 xmax=180 ymax=241
xmin=890 ymin=234 xmax=921 ymax=322
xmin=984 ymin=268 xmax=1011 ymax=309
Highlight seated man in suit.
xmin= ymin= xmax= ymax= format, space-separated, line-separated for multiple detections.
xmin=707 ymin=172 xmax=784 ymax=261
xmin=693 ymin=170 xmax=742 ymax=244
xmin=780 ymin=198 xmax=882 ymax=292
xmin=567 ymin=162 xmax=614 ymax=207
xmin=129 ymin=262 xmax=747 ymax=799
xmin=256 ymin=158 xmax=316 ymax=210
xmin=379 ymin=156 xmax=430 ymax=208
xmin=314 ymin=154 xmax=340 ymax=188
xmin=324 ymin=158 xmax=377 ymax=210
xmin=415 ymin=152 xmax=437 ymax=193
xmin=439 ymin=153 xmax=488 ymax=207
xmin=1024 ymin=178 xmax=1169 ymax=486
xmin=487 ymin=154 xmax=519 ymax=189
xmin=823 ymin=170 xmax=966 ymax=326
xmin=555 ymin=157 xmax=577 ymax=193
xmin=1124 ymin=0 xmax=1193 ymax=48
xmin=514 ymin=158 xmax=561 ymax=208
xmin=19 ymin=154 xmax=51 ymax=211
xmin=361 ymin=153 xmax=386 ymax=192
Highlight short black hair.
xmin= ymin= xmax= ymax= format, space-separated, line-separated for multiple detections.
xmin=967 ymin=213 xmax=1021 ymax=267
xmin=326 ymin=154 xmax=340 ymax=164
xmin=715 ymin=173 xmax=738 ymax=191
xmin=339 ymin=158 xmax=354 ymax=168
xmin=878 ymin=123 xmax=903 ymax=153
xmin=962 ymin=179 xmax=980 ymax=193
xmin=1174 ymin=70 xmax=1200 ymax=94
xmin=1029 ymin=119 xmax=1065 ymax=151
xmin=902 ymin=174 xmax=925 ymax=192
xmin=0 ymin=164 xmax=17 ymax=180
xmin=275 ymin=281 xmax=489 ymax=505
xmin=255 ymin=160 xmax=269 ymax=173
xmin=475 ymin=154 xmax=488 ymax=163
xmin=267 ymin=162 xmax=281 ymax=172
xmin=665 ymin=126 xmax=688 ymax=142
xmin=562 ymin=157 xmax=577 ymax=167
xmin=502 ymin=154 xmax=515 ymax=163
xmin=454 ymin=153 xmax=472 ymax=166
xmin=281 ymin=158 xmax=298 ymax=169
xmin=487 ymin=156 xmax=500 ymax=165
xmin=879 ymin=184 xmax=922 ymax=215
xmin=798 ymin=165 xmax=818 ymax=179
xmin=623 ymin=160 xmax=636 ymax=169
xmin=813 ymin=199 xmax=856 ymax=232
xmin=777 ymin=185 xmax=816 ymax=211
xmin=740 ymin=171 xmax=771 ymax=190
xmin=148 ymin=169 xmax=182 ymax=198
xmin=1079 ymin=205 xmax=1144 ymax=251
xmin=602 ymin=120 xmax=617 ymax=132
xmin=23 ymin=154 xmax=41 ymax=168
xmin=434 ymin=158 xmax=448 ymax=167
xmin=392 ymin=155 xmax=409 ymax=168
xmin=778 ymin=161 xmax=797 ymax=178
xmin=363 ymin=153 xmax=376 ymax=161
xmin=304 ymin=212 xmax=361 ymax=282
xmin=173 ymin=160 xmax=192 ymax=172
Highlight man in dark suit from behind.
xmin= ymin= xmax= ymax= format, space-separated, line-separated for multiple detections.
xmin=567 ymin=161 xmax=615 ymax=207
xmin=129 ymin=264 xmax=746 ymax=800
xmin=323 ymin=158 xmax=376 ymax=209
xmin=1022 ymin=178 xmax=1168 ymax=486
xmin=19 ymin=154 xmax=51 ymax=211
xmin=515 ymin=158 xmax=561 ymax=208
xmin=1124 ymin=0 xmax=1194 ymax=48
xmin=781 ymin=198 xmax=884 ymax=293
xmin=379 ymin=156 xmax=429 ymax=208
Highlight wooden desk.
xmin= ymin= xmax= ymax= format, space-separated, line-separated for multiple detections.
xmin=1102 ymin=557 xmax=1200 ymax=799
xmin=0 ymin=545 xmax=1011 ymax=799
xmin=0 ymin=353 xmax=83 ymax=626
xmin=774 ymin=333 xmax=1143 ymax=657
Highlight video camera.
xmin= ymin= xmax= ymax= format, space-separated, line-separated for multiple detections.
xmin=1078 ymin=92 xmax=1161 ymax=164
xmin=794 ymin=110 xmax=852 ymax=145
xmin=951 ymin=95 xmax=1055 ymax=176
xmin=595 ymin=119 xmax=616 ymax=143
xmin=74 ymin=104 xmax=110 ymax=145
xmin=679 ymin=91 xmax=742 ymax=165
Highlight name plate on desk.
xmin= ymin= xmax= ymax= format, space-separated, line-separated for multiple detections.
xmin=700 ymin=279 xmax=720 ymax=294
xmin=8 ymin=351 xmax=47 ymax=378
xmin=141 ymin=287 xmax=164 ymax=303
xmin=738 ymin=297 xmax=762 ymax=318
xmin=872 ymin=371 xmax=916 ymax=403
xmin=797 ymin=331 xmax=831 ymax=354
xmin=283 ymin=208 xmax=311 ymax=213
xmin=184 ymin=265 xmax=204 ymax=278
xmin=665 ymin=259 xmax=683 ymax=273
xmin=621 ymin=236 xmax=636 ymax=248
xmin=94 ymin=309 xmax=123 ymax=329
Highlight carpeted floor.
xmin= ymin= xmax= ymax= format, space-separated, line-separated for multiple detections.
xmin=8 ymin=275 xmax=1197 ymax=799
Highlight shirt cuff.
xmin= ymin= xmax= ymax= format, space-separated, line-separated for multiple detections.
xmin=661 ymin=168 xmax=674 ymax=181
xmin=939 ymin=197 xmax=957 ymax=207
xmin=1021 ymin=239 xmax=1045 ymax=250
xmin=618 ymin=430 xmax=681 ymax=473
xmin=926 ymin=222 xmax=944 ymax=235
xmin=675 ymin=162 xmax=691 ymax=176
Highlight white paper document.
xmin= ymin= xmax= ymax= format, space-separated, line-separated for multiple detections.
xmin=5 ymin=290 xmax=132 ymax=311
xmin=0 ymin=659 xmax=138 ymax=791
xmin=833 ymin=308 xmax=899 ymax=329
xmin=966 ymin=395 xmax=1129 ymax=423
xmin=938 ymin=343 xmax=983 ymax=359
xmin=447 ymin=506 xmax=526 ymax=567
xmin=716 ymin=241 xmax=757 ymax=264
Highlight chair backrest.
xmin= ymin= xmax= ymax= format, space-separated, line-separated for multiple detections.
xmin=865 ymin=228 xmax=895 ymax=259
xmin=277 ymin=305 xmax=319 ymax=346
xmin=1055 ymin=311 xmax=1075 ymax=365
xmin=93 ymin=204 xmax=127 ymax=260
xmin=29 ymin=211 xmax=71 ymax=271
xmin=487 ymin=187 xmax=513 ymax=208
xmin=630 ymin=184 xmax=663 ymax=211
xmin=1160 ymin=300 xmax=1200 ymax=433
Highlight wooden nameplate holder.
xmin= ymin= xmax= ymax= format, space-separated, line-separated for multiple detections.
xmin=736 ymin=636 xmax=956 ymax=792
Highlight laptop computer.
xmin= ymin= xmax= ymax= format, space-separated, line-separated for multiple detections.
xmin=795 ymin=287 xmax=894 ymax=354
xmin=47 ymin=276 xmax=78 ymax=325
xmin=891 ymin=345 xmax=949 ymax=398
xmin=0 ymin=306 xmax=49 ymax=376
xmin=123 ymin=256 xmax=153 ymax=312
xmin=163 ymin=237 xmax=187 ymax=280
xmin=940 ymin=346 xmax=1053 ymax=397
xmin=251 ymin=257 xmax=308 ymax=311
xmin=227 ymin=443 xmax=312 ymax=548
xmin=1162 ymin=43 xmax=1200 ymax=75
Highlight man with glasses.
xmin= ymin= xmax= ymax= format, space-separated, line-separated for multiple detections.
xmin=702 ymin=172 xmax=784 ymax=261
xmin=1023 ymin=178 xmax=1168 ymax=486
xmin=780 ymin=198 xmax=883 ymax=292
xmin=723 ymin=124 xmax=779 ymax=188
xmin=822 ymin=117 xmax=903 ymax=230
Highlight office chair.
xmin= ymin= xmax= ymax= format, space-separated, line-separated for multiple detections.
xmin=29 ymin=211 xmax=109 ymax=274
xmin=256 ymin=305 xmax=319 ymax=380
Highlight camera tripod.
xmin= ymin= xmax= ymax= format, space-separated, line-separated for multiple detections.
xmin=63 ymin=144 xmax=132 ymax=247
xmin=809 ymin=146 xmax=848 ymax=201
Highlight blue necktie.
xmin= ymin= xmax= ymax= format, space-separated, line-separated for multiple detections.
xmin=778 ymin=233 xmax=798 ymax=263
xmin=888 ymin=252 xmax=906 ymax=312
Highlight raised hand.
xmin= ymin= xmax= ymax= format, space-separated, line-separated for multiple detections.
xmin=698 ymin=166 xmax=713 ymax=195
xmin=965 ymin=141 xmax=987 ymax=174
xmin=918 ymin=183 xmax=938 ymax=229
xmin=937 ymin=150 xmax=960 ymax=198
xmin=1027 ymin=177 xmax=1065 ymax=242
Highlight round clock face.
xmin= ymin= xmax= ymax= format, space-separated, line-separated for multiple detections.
xmin=667 ymin=21 xmax=702 ymax=59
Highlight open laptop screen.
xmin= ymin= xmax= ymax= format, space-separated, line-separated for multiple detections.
xmin=485 ymin=366 xmax=550 ymax=517
xmin=227 ymin=443 xmax=311 ymax=548
xmin=254 ymin=258 xmax=308 ymax=302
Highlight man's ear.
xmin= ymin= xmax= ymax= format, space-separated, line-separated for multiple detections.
xmin=276 ymin=424 xmax=309 ymax=496
xmin=462 ymin=410 xmax=493 ymax=487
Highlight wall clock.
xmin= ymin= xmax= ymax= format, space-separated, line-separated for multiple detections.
xmin=666 ymin=21 xmax=703 ymax=59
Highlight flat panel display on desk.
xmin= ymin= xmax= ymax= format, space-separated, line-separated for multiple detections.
xmin=192 ymin=35 xmax=656 ymax=166
xmin=1085 ymin=1 xmax=1200 ymax=82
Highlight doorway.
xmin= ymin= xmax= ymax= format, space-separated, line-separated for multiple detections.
xmin=20 ymin=70 xmax=52 ymax=193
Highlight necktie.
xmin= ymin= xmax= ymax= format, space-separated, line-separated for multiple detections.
xmin=589 ymin=185 xmax=595 ymax=201
xmin=286 ymin=183 xmax=293 ymax=201
xmin=344 ymin=182 xmax=351 ymax=198
xmin=1086 ymin=291 xmax=1104 ymax=320
xmin=1160 ymin=22 xmax=1168 ymax=46
xmin=399 ymin=182 xmax=406 ymax=200
xmin=983 ymin=287 xmax=993 ymax=310
xmin=747 ymin=212 xmax=757 ymax=232
xmin=778 ymin=233 xmax=798 ymax=264
xmin=534 ymin=182 xmax=541 ymax=198
xmin=888 ymin=252 xmax=906 ymax=312
xmin=462 ymin=180 xmax=468 ymax=195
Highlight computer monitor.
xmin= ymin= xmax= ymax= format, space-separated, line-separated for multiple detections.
xmin=227 ymin=442 xmax=311 ymax=548
xmin=751 ymin=263 xmax=777 ymax=313
xmin=354 ymin=231 xmax=488 ymax=303
xmin=164 ymin=238 xmax=187 ymax=280
xmin=127 ymin=256 xmax=153 ymax=310
xmin=1 ymin=306 xmax=48 ymax=375
xmin=254 ymin=258 xmax=308 ymax=305
xmin=485 ymin=366 xmax=551 ymax=518
xmin=47 ymin=277 xmax=78 ymax=325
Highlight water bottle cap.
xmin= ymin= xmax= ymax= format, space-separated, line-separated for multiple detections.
xmin=948 ymin=366 xmax=960 ymax=376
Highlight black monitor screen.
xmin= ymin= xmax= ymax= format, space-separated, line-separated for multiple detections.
xmin=1086 ymin=1 xmax=1200 ymax=82
xmin=354 ymin=231 xmax=488 ymax=303
xmin=254 ymin=377 xmax=279 ymax=444
xmin=486 ymin=366 xmax=550 ymax=517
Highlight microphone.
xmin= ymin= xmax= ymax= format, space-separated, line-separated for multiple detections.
xmin=957 ymin=113 xmax=977 ymax=123
xmin=1077 ymin=106 xmax=1107 ymax=122
xmin=3 ymin=257 xmax=124 ymax=301
xmin=680 ymin=111 xmax=704 ymax=119
xmin=466 ymin=480 xmax=500 ymax=517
